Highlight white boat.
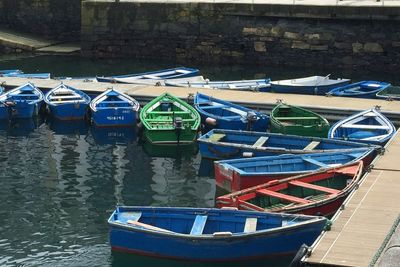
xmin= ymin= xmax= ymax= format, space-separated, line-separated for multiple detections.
xmin=270 ymin=75 xmax=350 ymax=95
xmin=113 ymin=75 xmax=205 ymax=85
xmin=165 ymin=78 xmax=271 ymax=92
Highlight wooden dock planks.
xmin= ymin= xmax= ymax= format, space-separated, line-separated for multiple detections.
xmin=304 ymin=129 xmax=400 ymax=267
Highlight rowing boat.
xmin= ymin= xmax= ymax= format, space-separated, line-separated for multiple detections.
xmin=198 ymin=129 xmax=380 ymax=160
xmin=270 ymin=75 xmax=350 ymax=95
xmin=194 ymin=93 xmax=269 ymax=131
xmin=0 ymin=82 xmax=44 ymax=119
xmin=216 ymin=162 xmax=363 ymax=217
xmin=270 ymin=103 xmax=329 ymax=137
xmin=90 ymin=89 xmax=140 ymax=127
xmin=376 ymin=85 xmax=400 ymax=101
xmin=214 ymin=149 xmax=373 ymax=192
xmin=44 ymin=83 xmax=91 ymax=120
xmin=96 ymin=67 xmax=199 ymax=83
xmin=327 ymin=81 xmax=390 ymax=98
xmin=165 ymin=78 xmax=271 ymax=92
xmin=140 ymin=92 xmax=200 ymax=144
xmin=328 ymin=107 xmax=396 ymax=145
xmin=108 ymin=206 xmax=327 ymax=261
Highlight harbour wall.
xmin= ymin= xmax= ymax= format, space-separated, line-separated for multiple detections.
xmin=0 ymin=0 xmax=81 ymax=40
xmin=81 ymin=1 xmax=400 ymax=70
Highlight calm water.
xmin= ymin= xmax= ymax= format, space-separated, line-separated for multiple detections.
xmin=0 ymin=54 xmax=395 ymax=267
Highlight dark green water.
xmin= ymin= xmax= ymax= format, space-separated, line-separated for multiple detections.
xmin=0 ymin=54 xmax=394 ymax=267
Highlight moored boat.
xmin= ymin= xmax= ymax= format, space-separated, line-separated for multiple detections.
xmin=198 ymin=129 xmax=380 ymax=160
xmin=328 ymin=107 xmax=396 ymax=145
xmin=165 ymin=78 xmax=271 ymax=92
xmin=0 ymin=69 xmax=22 ymax=75
xmin=214 ymin=149 xmax=373 ymax=192
xmin=2 ymin=73 xmax=51 ymax=79
xmin=90 ymin=88 xmax=140 ymax=127
xmin=270 ymin=103 xmax=329 ymax=137
xmin=376 ymin=85 xmax=400 ymax=101
xmin=114 ymin=75 xmax=205 ymax=86
xmin=327 ymin=81 xmax=390 ymax=99
xmin=44 ymin=83 xmax=91 ymax=120
xmin=270 ymin=75 xmax=350 ymax=95
xmin=194 ymin=93 xmax=269 ymax=131
xmin=216 ymin=162 xmax=363 ymax=217
xmin=96 ymin=67 xmax=199 ymax=83
xmin=0 ymin=82 xmax=44 ymax=119
xmin=140 ymin=92 xmax=200 ymax=144
xmin=108 ymin=206 xmax=327 ymax=261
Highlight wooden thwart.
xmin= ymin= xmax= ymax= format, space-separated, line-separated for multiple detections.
xmin=303 ymin=141 xmax=320 ymax=151
xmin=190 ymin=215 xmax=208 ymax=235
xmin=244 ymin=217 xmax=258 ymax=233
xmin=289 ymin=180 xmax=340 ymax=194
xmin=256 ymin=189 xmax=311 ymax=204
xmin=252 ymin=136 xmax=269 ymax=147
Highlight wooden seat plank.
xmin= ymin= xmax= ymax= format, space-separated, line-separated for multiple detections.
xmin=244 ymin=217 xmax=257 ymax=233
xmin=302 ymin=157 xmax=329 ymax=168
xmin=303 ymin=141 xmax=320 ymax=151
xmin=190 ymin=215 xmax=208 ymax=235
xmin=252 ymin=136 xmax=269 ymax=147
xmin=289 ymin=180 xmax=340 ymax=194
xmin=256 ymin=189 xmax=311 ymax=204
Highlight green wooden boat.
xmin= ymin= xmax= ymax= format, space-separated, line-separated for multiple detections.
xmin=270 ymin=103 xmax=330 ymax=137
xmin=376 ymin=85 xmax=400 ymax=100
xmin=140 ymin=92 xmax=201 ymax=144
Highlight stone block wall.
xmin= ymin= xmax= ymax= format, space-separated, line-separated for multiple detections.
xmin=81 ymin=2 xmax=400 ymax=70
xmin=0 ymin=0 xmax=81 ymax=40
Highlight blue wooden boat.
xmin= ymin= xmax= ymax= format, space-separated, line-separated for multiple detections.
xmin=0 ymin=69 xmax=22 ymax=75
xmin=44 ymin=83 xmax=91 ymax=120
xmin=328 ymin=107 xmax=396 ymax=145
xmin=96 ymin=67 xmax=199 ymax=83
xmin=327 ymin=81 xmax=390 ymax=98
xmin=270 ymin=75 xmax=350 ymax=95
xmin=198 ymin=129 xmax=380 ymax=160
xmin=214 ymin=149 xmax=374 ymax=192
xmin=165 ymin=78 xmax=271 ymax=92
xmin=0 ymin=82 xmax=44 ymax=119
xmin=89 ymin=89 xmax=140 ymax=127
xmin=2 ymin=73 xmax=51 ymax=79
xmin=108 ymin=206 xmax=327 ymax=261
xmin=194 ymin=93 xmax=269 ymax=131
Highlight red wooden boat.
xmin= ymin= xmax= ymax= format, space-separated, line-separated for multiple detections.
xmin=214 ymin=149 xmax=373 ymax=192
xmin=216 ymin=162 xmax=363 ymax=217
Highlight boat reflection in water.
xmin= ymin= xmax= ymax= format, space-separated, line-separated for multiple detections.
xmin=47 ymin=117 xmax=89 ymax=135
xmin=198 ymin=158 xmax=214 ymax=177
xmin=111 ymin=251 xmax=293 ymax=267
xmin=0 ymin=117 xmax=40 ymax=136
xmin=141 ymin=140 xmax=199 ymax=158
xmin=91 ymin=126 xmax=137 ymax=145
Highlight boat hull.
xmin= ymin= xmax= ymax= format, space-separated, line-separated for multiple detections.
xmin=92 ymin=108 xmax=137 ymax=127
xmin=216 ymin=163 xmax=363 ymax=217
xmin=271 ymin=80 xmax=350 ymax=95
xmin=48 ymin=103 xmax=89 ymax=120
xmin=108 ymin=207 xmax=326 ymax=261
xmin=0 ymin=102 xmax=40 ymax=119
xmin=143 ymin=128 xmax=198 ymax=144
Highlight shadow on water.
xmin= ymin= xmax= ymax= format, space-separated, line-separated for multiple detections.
xmin=111 ymin=251 xmax=294 ymax=267
xmin=198 ymin=158 xmax=215 ymax=177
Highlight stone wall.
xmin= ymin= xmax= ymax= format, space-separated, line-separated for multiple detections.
xmin=0 ymin=0 xmax=81 ymax=40
xmin=81 ymin=2 xmax=400 ymax=70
